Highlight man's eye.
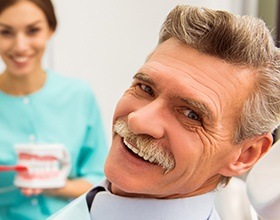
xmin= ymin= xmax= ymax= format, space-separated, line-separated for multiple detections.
xmin=139 ymin=83 xmax=154 ymax=96
xmin=183 ymin=109 xmax=200 ymax=121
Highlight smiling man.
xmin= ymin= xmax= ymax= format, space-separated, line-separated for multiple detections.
xmin=49 ymin=4 xmax=280 ymax=220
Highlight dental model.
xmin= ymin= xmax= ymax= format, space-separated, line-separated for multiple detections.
xmin=14 ymin=144 xmax=71 ymax=189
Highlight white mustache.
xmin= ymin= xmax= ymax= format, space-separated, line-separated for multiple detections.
xmin=113 ymin=119 xmax=175 ymax=173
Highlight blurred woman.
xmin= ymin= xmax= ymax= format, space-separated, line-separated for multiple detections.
xmin=0 ymin=0 xmax=108 ymax=219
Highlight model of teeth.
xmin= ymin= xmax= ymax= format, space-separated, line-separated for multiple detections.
xmin=18 ymin=153 xmax=60 ymax=178
xmin=14 ymin=144 xmax=71 ymax=188
xmin=15 ymin=153 xmax=66 ymax=187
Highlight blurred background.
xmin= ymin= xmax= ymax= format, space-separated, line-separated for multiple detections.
xmin=0 ymin=1 xmax=279 ymax=219
xmin=0 ymin=0 xmax=279 ymax=140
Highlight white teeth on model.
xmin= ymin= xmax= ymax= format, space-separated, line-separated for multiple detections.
xmin=19 ymin=158 xmax=59 ymax=173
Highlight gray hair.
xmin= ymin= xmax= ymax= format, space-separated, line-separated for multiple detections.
xmin=159 ymin=5 xmax=280 ymax=144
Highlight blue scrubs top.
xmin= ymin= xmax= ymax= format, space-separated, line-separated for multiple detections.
xmin=0 ymin=69 xmax=108 ymax=220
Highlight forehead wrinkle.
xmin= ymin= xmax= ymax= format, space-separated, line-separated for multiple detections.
xmin=150 ymin=55 xmax=239 ymax=97
xmin=147 ymin=59 xmax=225 ymax=97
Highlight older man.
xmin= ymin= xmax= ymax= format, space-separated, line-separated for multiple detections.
xmin=49 ymin=4 xmax=280 ymax=220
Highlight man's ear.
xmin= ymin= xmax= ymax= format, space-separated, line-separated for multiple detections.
xmin=222 ymin=133 xmax=273 ymax=176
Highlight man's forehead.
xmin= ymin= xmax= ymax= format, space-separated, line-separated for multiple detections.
xmin=145 ymin=43 xmax=256 ymax=97
xmin=143 ymin=59 xmax=204 ymax=78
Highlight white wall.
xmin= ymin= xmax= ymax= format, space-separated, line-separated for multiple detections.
xmin=50 ymin=0 xmax=259 ymax=139
xmin=0 ymin=0 xmax=256 ymax=139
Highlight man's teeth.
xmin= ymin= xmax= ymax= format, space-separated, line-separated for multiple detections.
xmin=149 ymin=156 xmax=156 ymax=163
xmin=124 ymin=139 xmax=139 ymax=154
xmin=124 ymin=139 xmax=154 ymax=162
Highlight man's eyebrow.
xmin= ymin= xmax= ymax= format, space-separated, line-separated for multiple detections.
xmin=181 ymin=98 xmax=213 ymax=120
xmin=133 ymin=72 xmax=156 ymax=86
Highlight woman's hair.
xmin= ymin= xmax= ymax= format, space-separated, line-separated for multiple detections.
xmin=159 ymin=5 xmax=280 ymax=144
xmin=0 ymin=0 xmax=57 ymax=31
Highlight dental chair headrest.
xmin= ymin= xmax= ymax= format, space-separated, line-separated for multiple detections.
xmin=246 ymin=139 xmax=280 ymax=219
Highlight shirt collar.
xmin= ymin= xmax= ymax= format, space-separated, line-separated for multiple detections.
xmin=89 ymin=179 xmax=218 ymax=220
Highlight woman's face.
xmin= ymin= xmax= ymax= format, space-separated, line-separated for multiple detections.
xmin=0 ymin=0 xmax=53 ymax=76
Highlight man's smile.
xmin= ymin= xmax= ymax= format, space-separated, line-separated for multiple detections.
xmin=114 ymin=119 xmax=175 ymax=173
xmin=123 ymin=138 xmax=158 ymax=163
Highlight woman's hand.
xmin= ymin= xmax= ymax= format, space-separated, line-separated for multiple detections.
xmin=20 ymin=188 xmax=43 ymax=196
xmin=43 ymin=179 xmax=93 ymax=198
xmin=20 ymin=179 xmax=92 ymax=198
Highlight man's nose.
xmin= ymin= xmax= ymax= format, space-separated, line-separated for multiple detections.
xmin=127 ymin=99 xmax=166 ymax=139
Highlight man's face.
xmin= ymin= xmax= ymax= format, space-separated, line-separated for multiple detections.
xmin=105 ymin=38 xmax=255 ymax=198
